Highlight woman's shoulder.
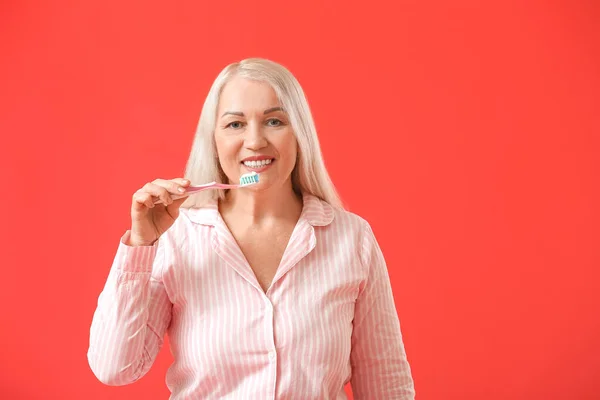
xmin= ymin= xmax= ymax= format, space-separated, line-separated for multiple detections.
xmin=177 ymin=199 xmax=220 ymax=227
xmin=155 ymin=202 xmax=219 ymax=247
xmin=305 ymin=193 xmax=370 ymax=232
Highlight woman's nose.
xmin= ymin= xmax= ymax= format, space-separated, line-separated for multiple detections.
xmin=243 ymin=122 xmax=268 ymax=149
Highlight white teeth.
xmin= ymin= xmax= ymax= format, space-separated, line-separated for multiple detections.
xmin=243 ymin=159 xmax=273 ymax=168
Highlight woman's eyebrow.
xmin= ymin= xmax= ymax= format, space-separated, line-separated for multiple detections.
xmin=221 ymin=111 xmax=244 ymax=117
xmin=221 ymin=107 xmax=285 ymax=117
xmin=264 ymin=107 xmax=284 ymax=114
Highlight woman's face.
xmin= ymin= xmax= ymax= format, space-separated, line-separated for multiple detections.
xmin=214 ymin=76 xmax=298 ymax=192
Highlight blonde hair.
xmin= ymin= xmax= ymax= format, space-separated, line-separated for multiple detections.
xmin=180 ymin=58 xmax=344 ymax=210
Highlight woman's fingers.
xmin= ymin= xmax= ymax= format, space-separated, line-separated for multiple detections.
xmin=132 ymin=190 xmax=155 ymax=210
xmin=132 ymin=177 xmax=191 ymax=209
xmin=141 ymin=182 xmax=171 ymax=205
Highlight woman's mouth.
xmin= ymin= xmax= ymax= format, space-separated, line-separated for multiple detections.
xmin=241 ymin=158 xmax=275 ymax=171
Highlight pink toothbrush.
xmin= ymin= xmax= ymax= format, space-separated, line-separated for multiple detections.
xmin=153 ymin=172 xmax=259 ymax=205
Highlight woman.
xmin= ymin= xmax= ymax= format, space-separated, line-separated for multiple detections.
xmin=88 ymin=58 xmax=415 ymax=399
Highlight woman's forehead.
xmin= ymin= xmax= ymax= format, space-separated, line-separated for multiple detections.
xmin=218 ymin=77 xmax=282 ymax=113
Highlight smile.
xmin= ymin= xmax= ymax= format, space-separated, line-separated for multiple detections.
xmin=242 ymin=159 xmax=274 ymax=168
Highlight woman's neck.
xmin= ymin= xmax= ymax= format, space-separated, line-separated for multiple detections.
xmin=219 ymin=182 xmax=303 ymax=227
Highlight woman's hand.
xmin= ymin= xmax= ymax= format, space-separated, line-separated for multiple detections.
xmin=128 ymin=178 xmax=191 ymax=246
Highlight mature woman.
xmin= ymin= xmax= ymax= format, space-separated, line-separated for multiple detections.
xmin=88 ymin=58 xmax=415 ymax=399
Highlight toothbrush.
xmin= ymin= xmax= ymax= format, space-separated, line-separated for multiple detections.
xmin=153 ymin=172 xmax=259 ymax=205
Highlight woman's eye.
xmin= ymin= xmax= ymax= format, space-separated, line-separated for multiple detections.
xmin=266 ymin=118 xmax=282 ymax=127
xmin=226 ymin=121 xmax=243 ymax=129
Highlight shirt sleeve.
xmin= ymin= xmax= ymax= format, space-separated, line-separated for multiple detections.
xmin=350 ymin=221 xmax=416 ymax=399
xmin=87 ymin=230 xmax=173 ymax=386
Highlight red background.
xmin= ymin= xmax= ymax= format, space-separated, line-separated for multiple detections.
xmin=1 ymin=1 xmax=598 ymax=399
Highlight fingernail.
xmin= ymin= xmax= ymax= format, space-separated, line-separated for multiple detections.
xmin=178 ymin=187 xmax=186 ymax=192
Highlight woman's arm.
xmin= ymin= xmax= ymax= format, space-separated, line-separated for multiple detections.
xmin=350 ymin=221 xmax=416 ymax=399
xmin=87 ymin=230 xmax=172 ymax=386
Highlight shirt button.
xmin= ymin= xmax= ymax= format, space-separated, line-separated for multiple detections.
xmin=268 ymin=351 xmax=276 ymax=361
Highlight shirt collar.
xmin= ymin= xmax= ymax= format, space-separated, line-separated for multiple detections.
xmin=182 ymin=192 xmax=334 ymax=227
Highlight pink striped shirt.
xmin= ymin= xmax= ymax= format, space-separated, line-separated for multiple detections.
xmin=88 ymin=193 xmax=415 ymax=399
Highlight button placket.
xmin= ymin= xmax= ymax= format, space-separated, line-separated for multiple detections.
xmin=264 ymin=298 xmax=277 ymax=362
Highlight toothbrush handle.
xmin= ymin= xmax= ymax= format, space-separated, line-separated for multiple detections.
xmin=152 ymin=182 xmax=239 ymax=205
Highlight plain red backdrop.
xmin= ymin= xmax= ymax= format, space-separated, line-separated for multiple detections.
xmin=1 ymin=1 xmax=598 ymax=399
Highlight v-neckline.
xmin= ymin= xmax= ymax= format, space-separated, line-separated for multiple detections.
xmin=211 ymin=205 xmax=317 ymax=295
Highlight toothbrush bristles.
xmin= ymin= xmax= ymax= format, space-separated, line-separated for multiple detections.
xmin=240 ymin=172 xmax=259 ymax=186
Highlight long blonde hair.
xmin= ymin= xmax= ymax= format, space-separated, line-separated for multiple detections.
xmin=181 ymin=58 xmax=344 ymax=210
